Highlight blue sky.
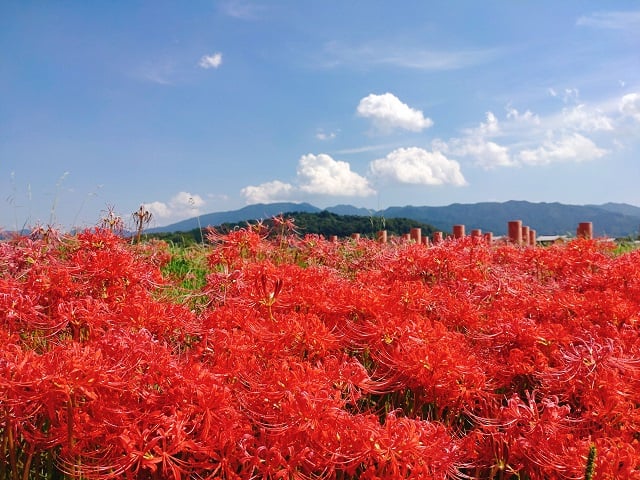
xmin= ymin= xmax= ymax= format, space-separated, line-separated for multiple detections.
xmin=2 ymin=1 xmax=640 ymax=230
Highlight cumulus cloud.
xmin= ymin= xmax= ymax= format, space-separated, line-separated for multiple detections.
xmin=144 ymin=191 xmax=206 ymax=221
xmin=620 ymin=93 xmax=640 ymax=121
xmin=445 ymin=112 xmax=516 ymax=169
xmin=297 ymin=154 xmax=375 ymax=196
xmin=199 ymin=52 xmax=223 ymax=69
xmin=455 ymin=140 xmax=514 ymax=169
xmin=506 ymin=106 xmax=540 ymax=124
xmin=241 ymin=180 xmax=295 ymax=204
xmin=144 ymin=201 xmax=170 ymax=218
xmin=477 ymin=111 xmax=500 ymax=136
xmin=240 ymin=154 xmax=374 ymax=204
xmin=357 ymin=93 xmax=433 ymax=133
xmin=369 ymin=147 xmax=467 ymax=186
xmin=437 ymin=98 xmax=622 ymax=169
xmin=517 ymin=133 xmax=607 ymax=166
xmin=562 ymin=104 xmax=613 ymax=132
xmin=426 ymin=88 xmax=640 ymax=174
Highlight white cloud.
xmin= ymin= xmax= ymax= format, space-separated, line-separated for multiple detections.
xmin=434 ymin=102 xmax=616 ymax=169
xmin=369 ymin=147 xmax=467 ymax=186
xmin=563 ymin=88 xmax=580 ymax=104
xmin=620 ymin=93 xmax=640 ymax=121
xmin=357 ymin=93 xmax=433 ymax=133
xmin=240 ymin=154 xmax=374 ymax=204
xmin=577 ymin=11 xmax=640 ymax=30
xmin=199 ymin=53 xmax=223 ymax=69
xmin=315 ymin=129 xmax=337 ymax=141
xmin=297 ymin=154 xmax=375 ymax=196
xmin=457 ymin=140 xmax=514 ymax=169
xmin=518 ymin=133 xmax=607 ymax=166
xmin=144 ymin=201 xmax=171 ymax=218
xmin=172 ymin=191 xmax=205 ymax=209
xmin=144 ymin=191 xmax=206 ymax=220
xmin=447 ymin=112 xmax=517 ymax=169
xmin=562 ymin=104 xmax=613 ymax=131
xmin=506 ymin=106 xmax=540 ymax=124
xmin=430 ymin=90 xmax=637 ymax=172
xmin=547 ymin=87 xmax=581 ymax=104
xmin=477 ymin=111 xmax=500 ymax=136
xmin=333 ymin=143 xmax=397 ymax=155
xmin=241 ymin=180 xmax=295 ymax=204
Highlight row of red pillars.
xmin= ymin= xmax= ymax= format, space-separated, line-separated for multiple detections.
xmin=329 ymin=221 xmax=594 ymax=244
xmin=507 ymin=220 xmax=536 ymax=246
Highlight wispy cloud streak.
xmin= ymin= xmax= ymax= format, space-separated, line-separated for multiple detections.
xmin=577 ymin=10 xmax=640 ymax=30
xmin=320 ymin=41 xmax=501 ymax=71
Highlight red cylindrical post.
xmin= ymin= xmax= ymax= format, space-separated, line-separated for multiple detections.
xmin=402 ymin=233 xmax=411 ymax=241
xmin=471 ymin=229 xmax=482 ymax=237
xmin=453 ymin=224 xmax=465 ymax=239
xmin=351 ymin=233 xmax=360 ymax=240
xmin=410 ymin=227 xmax=421 ymax=243
xmin=484 ymin=232 xmax=493 ymax=244
xmin=421 ymin=235 xmax=430 ymax=246
xmin=433 ymin=231 xmax=443 ymax=244
xmin=508 ymin=220 xmax=523 ymax=244
xmin=377 ymin=230 xmax=388 ymax=243
xmin=577 ymin=222 xmax=593 ymax=239
xmin=329 ymin=235 xmax=338 ymax=243
xmin=521 ymin=226 xmax=530 ymax=246
xmin=529 ymin=229 xmax=536 ymax=246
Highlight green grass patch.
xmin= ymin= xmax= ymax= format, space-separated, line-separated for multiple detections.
xmin=160 ymin=244 xmax=210 ymax=309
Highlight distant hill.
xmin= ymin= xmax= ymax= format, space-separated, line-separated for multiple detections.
xmin=587 ymin=202 xmax=640 ymax=218
xmin=149 ymin=200 xmax=640 ymax=238
xmin=379 ymin=201 xmax=640 ymax=237
xmin=325 ymin=204 xmax=375 ymax=216
xmin=146 ymin=202 xmax=320 ymax=234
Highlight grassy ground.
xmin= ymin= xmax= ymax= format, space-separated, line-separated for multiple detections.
xmin=158 ymin=243 xmax=210 ymax=310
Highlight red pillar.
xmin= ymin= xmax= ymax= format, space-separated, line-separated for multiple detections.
xmin=471 ymin=229 xmax=482 ymax=238
xmin=453 ymin=224 xmax=465 ymax=239
xmin=529 ymin=229 xmax=536 ymax=246
xmin=508 ymin=220 xmax=523 ymax=244
xmin=377 ymin=230 xmax=388 ymax=243
xmin=577 ymin=222 xmax=593 ymax=239
xmin=351 ymin=233 xmax=360 ymax=240
xmin=329 ymin=235 xmax=338 ymax=243
xmin=484 ymin=232 xmax=493 ymax=244
xmin=433 ymin=231 xmax=443 ymax=244
xmin=410 ymin=227 xmax=421 ymax=243
xmin=522 ymin=226 xmax=530 ymax=246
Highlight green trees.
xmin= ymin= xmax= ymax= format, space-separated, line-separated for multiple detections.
xmin=146 ymin=211 xmax=438 ymax=246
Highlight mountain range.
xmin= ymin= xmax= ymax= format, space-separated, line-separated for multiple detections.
xmin=148 ymin=201 xmax=640 ymax=238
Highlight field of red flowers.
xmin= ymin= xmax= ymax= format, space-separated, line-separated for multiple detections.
xmin=1 ymin=222 xmax=639 ymax=479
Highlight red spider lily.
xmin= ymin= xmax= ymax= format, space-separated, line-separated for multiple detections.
xmin=467 ymin=392 xmax=588 ymax=479
xmin=3 ymin=222 xmax=640 ymax=479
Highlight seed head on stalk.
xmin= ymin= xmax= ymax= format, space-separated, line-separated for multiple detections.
xmin=132 ymin=204 xmax=153 ymax=243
